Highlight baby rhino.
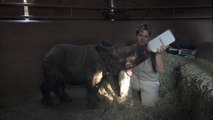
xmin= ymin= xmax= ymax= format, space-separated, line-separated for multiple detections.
xmin=40 ymin=42 xmax=134 ymax=109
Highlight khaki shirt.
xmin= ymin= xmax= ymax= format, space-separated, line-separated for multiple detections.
xmin=133 ymin=57 xmax=160 ymax=83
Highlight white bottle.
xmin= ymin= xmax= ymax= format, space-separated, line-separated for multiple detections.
xmin=147 ymin=29 xmax=175 ymax=52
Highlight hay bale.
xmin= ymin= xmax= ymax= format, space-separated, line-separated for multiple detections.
xmin=98 ymin=53 xmax=213 ymax=120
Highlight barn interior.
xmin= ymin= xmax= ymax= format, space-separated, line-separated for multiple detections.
xmin=0 ymin=0 xmax=213 ymax=120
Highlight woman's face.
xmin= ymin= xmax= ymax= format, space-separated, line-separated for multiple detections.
xmin=136 ymin=30 xmax=150 ymax=46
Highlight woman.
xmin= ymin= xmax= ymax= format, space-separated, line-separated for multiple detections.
xmin=119 ymin=24 xmax=165 ymax=107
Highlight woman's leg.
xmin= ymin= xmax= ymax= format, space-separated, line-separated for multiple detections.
xmin=140 ymin=83 xmax=159 ymax=107
xmin=119 ymin=70 xmax=132 ymax=98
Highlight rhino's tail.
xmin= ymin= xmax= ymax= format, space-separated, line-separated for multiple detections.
xmin=42 ymin=46 xmax=63 ymax=80
xmin=42 ymin=58 xmax=52 ymax=81
xmin=42 ymin=57 xmax=64 ymax=81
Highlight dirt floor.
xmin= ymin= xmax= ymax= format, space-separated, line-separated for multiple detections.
xmin=0 ymin=86 xmax=109 ymax=120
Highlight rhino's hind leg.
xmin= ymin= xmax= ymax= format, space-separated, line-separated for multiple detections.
xmin=40 ymin=81 xmax=53 ymax=105
xmin=52 ymin=82 xmax=72 ymax=103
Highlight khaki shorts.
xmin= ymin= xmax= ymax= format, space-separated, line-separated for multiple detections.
xmin=119 ymin=71 xmax=160 ymax=107
xmin=131 ymin=76 xmax=160 ymax=107
xmin=140 ymin=81 xmax=159 ymax=107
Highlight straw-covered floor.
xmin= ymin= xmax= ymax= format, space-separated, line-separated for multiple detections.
xmin=1 ymin=53 xmax=213 ymax=120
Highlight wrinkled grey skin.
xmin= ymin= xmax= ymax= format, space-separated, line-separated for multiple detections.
xmin=41 ymin=42 xmax=133 ymax=109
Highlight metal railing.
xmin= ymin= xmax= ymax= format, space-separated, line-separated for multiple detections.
xmin=0 ymin=2 xmax=212 ymax=20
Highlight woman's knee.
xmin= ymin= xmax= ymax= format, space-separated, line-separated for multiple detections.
xmin=140 ymin=85 xmax=159 ymax=107
xmin=119 ymin=71 xmax=132 ymax=97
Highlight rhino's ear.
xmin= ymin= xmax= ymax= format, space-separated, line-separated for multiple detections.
xmin=101 ymin=40 xmax=113 ymax=47
xmin=95 ymin=40 xmax=114 ymax=53
xmin=112 ymin=45 xmax=133 ymax=58
xmin=95 ymin=45 xmax=111 ymax=53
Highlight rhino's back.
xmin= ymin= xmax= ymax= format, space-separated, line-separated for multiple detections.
xmin=43 ymin=44 xmax=99 ymax=84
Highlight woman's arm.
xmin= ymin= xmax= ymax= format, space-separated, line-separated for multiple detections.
xmin=155 ymin=46 xmax=165 ymax=73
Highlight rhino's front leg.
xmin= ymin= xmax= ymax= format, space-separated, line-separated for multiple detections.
xmin=87 ymin=85 xmax=100 ymax=109
xmin=87 ymin=71 xmax=103 ymax=109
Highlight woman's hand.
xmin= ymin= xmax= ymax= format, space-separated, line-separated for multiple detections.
xmin=157 ymin=45 xmax=167 ymax=54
